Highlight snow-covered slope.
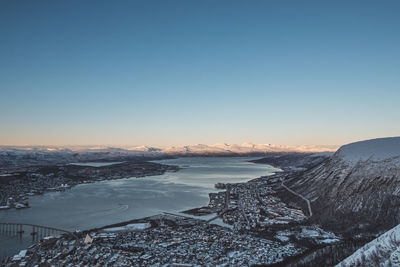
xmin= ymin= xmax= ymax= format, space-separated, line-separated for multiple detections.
xmin=337 ymin=223 xmax=400 ymax=266
xmin=337 ymin=137 xmax=400 ymax=163
xmin=286 ymin=137 xmax=400 ymax=232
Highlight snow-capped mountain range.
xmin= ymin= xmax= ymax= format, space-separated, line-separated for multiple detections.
xmin=158 ymin=143 xmax=337 ymax=155
xmin=0 ymin=143 xmax=337 ymax=157
xmin=0 ymin=142 xmax=336 ymax=169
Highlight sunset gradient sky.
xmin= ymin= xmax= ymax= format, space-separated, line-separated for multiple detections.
xmin=1 ymin=0 xmax=399 ymax=146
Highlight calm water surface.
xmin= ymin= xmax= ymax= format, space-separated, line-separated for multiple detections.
xmin=0 ymin=157 xmax=277 ymax=257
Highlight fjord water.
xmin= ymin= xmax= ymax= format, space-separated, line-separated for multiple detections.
xmin=0 ymin=157 xmax=278 ymax=257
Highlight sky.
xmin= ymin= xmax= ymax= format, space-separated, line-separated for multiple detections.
xmin=0 ymin=0 xmax=399 ymax=147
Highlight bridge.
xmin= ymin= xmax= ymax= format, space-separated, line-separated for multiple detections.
xmin=0 ymin=223 xmax=73 ymax=240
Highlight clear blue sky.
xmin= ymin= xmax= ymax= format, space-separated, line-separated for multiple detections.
xmin=1 ymin=0 xmax=399 ymax=146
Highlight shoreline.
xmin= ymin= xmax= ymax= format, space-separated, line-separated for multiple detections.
xmin=0 ymin=161 xmax=179 ymax=211
xmin=90 ymin=158 xmax=290 ymax=231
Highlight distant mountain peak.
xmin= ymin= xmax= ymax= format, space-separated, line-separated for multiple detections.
xmin=160 ymin=143 xmax=337 ymax=155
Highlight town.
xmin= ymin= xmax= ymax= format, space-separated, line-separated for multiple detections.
xmin=4 ymin=170 xmax=342 ymax=266
xmin=208 ymin=175 xmax=308 ymax=231
xmin=4 ymin=213 xmax=306 ymax=266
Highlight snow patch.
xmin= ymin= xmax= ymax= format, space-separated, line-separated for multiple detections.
xmin=102 ymin=223 xmax=151 ymax=232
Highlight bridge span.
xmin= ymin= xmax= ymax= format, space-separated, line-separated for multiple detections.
xmin=0 ymin=222 xmax=73 ymax=240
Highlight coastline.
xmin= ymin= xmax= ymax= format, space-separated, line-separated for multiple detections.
xmin=0 ymin=161 xmax=179 ymax=211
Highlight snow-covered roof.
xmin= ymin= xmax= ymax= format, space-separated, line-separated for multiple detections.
xmin=102 ymin=222 xmax=151 ymax=232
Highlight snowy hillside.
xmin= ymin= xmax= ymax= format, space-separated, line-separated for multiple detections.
xmin=337 ymin=223 xmax=400 ymax=266
xmin=286 ymin=136 xmax=400 ymax=232
xmin=337 ymin=137 xmax=400 ymax=163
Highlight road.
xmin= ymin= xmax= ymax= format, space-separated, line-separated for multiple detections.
xmin=280 ymin=178 xmax=313 ymax=217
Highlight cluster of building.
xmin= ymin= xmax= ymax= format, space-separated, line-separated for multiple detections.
xmin=4 ymin=214 xmax=305 ymax=266
xmin=0 ymin=173 xmax=72 ymax=210
xmin=0 ymin=162 xmax=178 ymax=210
xmin=208 ymin=174 xmax=307 ymax=232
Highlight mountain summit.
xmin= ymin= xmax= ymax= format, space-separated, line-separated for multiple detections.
xmin=337 ymin=137 xmax=400 ymax=163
